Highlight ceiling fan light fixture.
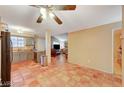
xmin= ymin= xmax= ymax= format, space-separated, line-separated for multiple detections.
xmin=49 ymin=12 xmax=55 ymax=18
xmin=40 ymin=8 xmax=47 ymax=19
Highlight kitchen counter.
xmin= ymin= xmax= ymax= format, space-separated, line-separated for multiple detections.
xmin=13 ymin=50 xmax=33 ymax=53
xmin=12 ymin=49 xmax=34 ymax=63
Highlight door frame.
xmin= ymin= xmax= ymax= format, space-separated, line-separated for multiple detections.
xmin=112 ymin=28 xmax=122 ymax=75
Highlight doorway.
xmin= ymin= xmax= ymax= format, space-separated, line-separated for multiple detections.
xmin=51 ymin=33 xmax=68 ymax=64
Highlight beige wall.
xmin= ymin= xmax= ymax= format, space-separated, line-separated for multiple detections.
xmin=35 ymin=37 xmax=45 ymax=51
xmin=68 ymin=22 xmax=121 ymax=73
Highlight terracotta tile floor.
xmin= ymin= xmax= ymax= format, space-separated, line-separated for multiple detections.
xmin=114 ymin=61 xmax=122 ymax=75
xmin=11 ymin=55 xmax=122 ymax=87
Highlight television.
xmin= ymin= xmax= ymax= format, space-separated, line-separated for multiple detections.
xmin=53 ymin=44 xmax=60 ymax=49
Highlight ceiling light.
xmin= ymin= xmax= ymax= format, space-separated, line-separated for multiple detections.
xmin=40 ymin=8 xmax=47 ymax=19
xmin=17 ymin=30 xmax=23 ymax=34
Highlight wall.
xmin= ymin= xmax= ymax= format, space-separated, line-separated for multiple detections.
xmin=68 ymin=22 xmax=121 ymax=73
xmin=35 ymin=37 xmax=45 ymax=51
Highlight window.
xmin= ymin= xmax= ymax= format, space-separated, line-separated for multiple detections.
xmin=11 ymin=36 xmax=18 ymax=47
xmin=11 ymin=36 xmax=25 ymax=47
xmin=18 ymin=37 xmax=24 ymax=47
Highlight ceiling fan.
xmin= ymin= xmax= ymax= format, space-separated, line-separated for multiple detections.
xmin=30 ymin=5 xmax=76 ymax=25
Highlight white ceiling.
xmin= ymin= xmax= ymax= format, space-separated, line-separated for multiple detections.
xmin=54 ymin=33 xmax=68 ymax=42
xmin=0 ymin=5 xmax=122 ymax=36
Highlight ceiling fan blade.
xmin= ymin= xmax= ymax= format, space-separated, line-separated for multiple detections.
xmin=37 ymin=15 xmax=43 ymax=23
xmin=49 ymin=12 xmax=62 ymax=25
xmin=53 ymin=5 xmax=76 ymax=10
xmin=30 ymin=5 xmax=47 ymax=8
xmin=30 ymin=5 xmax=41 ymax=8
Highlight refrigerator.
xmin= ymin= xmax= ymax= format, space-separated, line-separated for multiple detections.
xmin=0 ymin=21 xmax=12 ymax=87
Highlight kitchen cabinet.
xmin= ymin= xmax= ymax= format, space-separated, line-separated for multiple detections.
xmin=27 ymin=52 xmax=34 ymax=60
xmin=34 ymin=51 xmax=45 ymax=63
xmin=12 ymin=51 xmax=34 ymax=63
